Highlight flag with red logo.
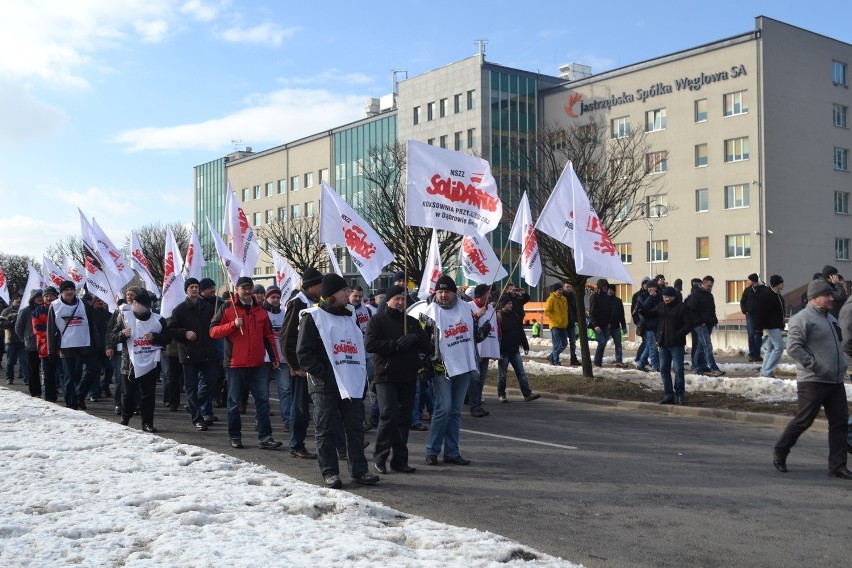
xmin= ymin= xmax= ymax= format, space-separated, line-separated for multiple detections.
xmin=79 ymin=209 xmax=118 ymax=310
xmin=405 ymin=140 xmax=502 ymax=237
xmin=207 ymin=218 xmax=241 ymax=286
xmin=21 ymin=263 xmax=47 ymax=308
xmin=160 ymin=226 xmax=185 ymax=318
xmin=42 ymin=256 xmax=67 ymax=289
xmin=319 ymin=181 xmax=393 ymax=283
xmin=182 ymin=224 xmax=206 ymax=281
xmin=0 ymin=264 xmax=9 ymax=304
xmin=272 ymin=250 xmax=300 ymax=301
xmin=129 ymin=232 xmax=161 ymax=297
xmin=508 ymin=192 xmax=542 ymax=286
xmin=62 ymin=256 xmax=86 ymax=292
xmin=459 ymin=235 xmax=507 ymax=285
xmin=538 ymin=162 xmax=633 ymax=284
xmin=418 ymin=229 xmax=443 ymax=301
xmin=223 ymin=183 xmax=260 ymax=278
xmin=91 ymin=218 xmax=135 ymax=289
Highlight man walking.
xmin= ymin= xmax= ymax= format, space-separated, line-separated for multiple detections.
xmin=543 ymin=284 xmax=568 ymax=366
xmin=589 ymin=279 xmax=614 ymax=367
xmin=685 ymin=276 xmax=725 ymax=377
xmin=754 ymin=275 xmax=786 ymax=379
xmin=467 ymin=283 xmax=498 ymax=417
xmin=773 ymin=280 xmax=851 ymax=479
xmin=740 ymin=273 xmax=764 ymax=362
xmin=561 ymin=282 xmax=581 ymax=366
xmin=496 ymin=296 xmax=539 ymax=403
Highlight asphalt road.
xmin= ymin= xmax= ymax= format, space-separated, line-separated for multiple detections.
xmin=6 ymin=379 xmax=852 ymax=568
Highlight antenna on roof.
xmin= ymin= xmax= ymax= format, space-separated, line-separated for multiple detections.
xmin=475 ymin=38 xmax=488 ymax=59
xmin=231 ymin=138 xmax=243 ymax=151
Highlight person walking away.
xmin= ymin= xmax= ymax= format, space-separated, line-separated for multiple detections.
xmin=607 ymin=287 xmax=627 ymax=367
xmin=740 ymin=273 xmax=764 ymax=362
xmin=496 ymin=296 xmax=539 ymax=403
xmin=635 ymin=282 xmax=661 ymax=372
xmin=543 ymin=284 xmax=568 ymax=366
xmin=685 ymin=276 xmax=725 ymax=377
xmin=753 ymin=275 xmax=786 ymax=379
xmin=561 ymin=283 xmax=581 ymax=366
xmin=589 ymin=279 xmax=614 ymax=367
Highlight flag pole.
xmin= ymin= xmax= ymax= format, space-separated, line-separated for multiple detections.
xmin=219 ymin=259 xmax=244 ymax=335
xmin=493 ymin=255 xmax=523 ymax=308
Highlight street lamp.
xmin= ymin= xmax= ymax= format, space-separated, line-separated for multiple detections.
xmin=639 ymin=203 xmax=669 ymax=279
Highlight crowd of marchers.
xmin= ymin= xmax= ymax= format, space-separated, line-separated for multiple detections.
xmin=1 ymin=264 xmax=850 ymax=483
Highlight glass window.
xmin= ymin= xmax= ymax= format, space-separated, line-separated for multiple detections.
xmin=724 ymin=137 xmax=749 ymax=162
xmin=834 ymin=147 xmax=849 ymax=171
xmin=253 ymin=211 xmax=261 ymax=226
xmin=467 ymin=89 xmax=476 ymax=110
xmin=835 ymin=191 xmax=850 ymax=214
xmin=833 ymin=60 xmax=847 ymax=85
xmin=242 ymin=188 xmax=249 ymax=201
xmin=615 ymin=243 xmax=632 ymax=264
xmin=278 ymin=179 xmax=286 ymax=194
xmin=266 ymin=209 xmax=274 ymax=224
xmin=612 ymin=284 xmax=633 ymax=302
xmin=723 ymin=90 xmax=748 ymax=116
xmin=265 ymin=182 xmax=273 ymax=197
xmin=413 ymin=106 xmax=421 ymax=125
xmin=278 ymin=207 xmax=286 ymax=221
xmin=336 ymin=163 xmax=346 ymax=180
xmin=696 ymin=237 xmax=710 ymax=260
xmin=726 ymin=280 xmax=749 ymax=303
xmin=427 ymin=102 xmax=435 ymax=121
xmin=645 ymin=151 xmax=668 ymax=174
xmin=725 ymin=234 xmax=751 ymax=258
xmin=836 ymin=238 xmax=850 ymax=261
xmin=695 ymin=188 xmax=709 ymax=212
xmin=440 ymin=98 xmax=448 ymax=118
xmin=290 ymin=204 xmax=301 ymax=219
xmin=439 ymin=135 xmax=447 ymax=149
xmin=610 ymin=116 xmax=630 ymax=139
xmin=427 ymin=138 xmax=435 ymax=146
xmin=644 ymin=194 xmax=668 ymax=217
xmin=695 ymin=144 xmax=708 ymax=167
xmin=694 ymin=98 xmax=708 ymax=122
xmin=305 ymin=201 xmax=315 ymax=217
xmin=454 ymin=93 xmax=462 ymax=113
xmin=834 ymin=104 xmax=848 ymax=128
xmin=454 ymin=131 xmax=462 ymax=151
xmin=304 ymin=172 xmax=314 ymax=188
xmin=647 ymin=240 xmax=669 ymax=262
xmin=320 ymin=168 xmax=329 ymax=183
xmin=724 ymin=184 xmax=750 ymax=209
xmin=290 ymin=175 xmax=300 ymax=191
xmin=253 ymin=185 xmax=261 ymax=199
xmin=645 ymin=108 xmax=666 ymax=132
xmin=467 ymin=128 xmax=476 ymax=148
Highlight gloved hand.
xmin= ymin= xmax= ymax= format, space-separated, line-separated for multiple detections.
xmin=396 ymin=333 xmax=419 ymax=350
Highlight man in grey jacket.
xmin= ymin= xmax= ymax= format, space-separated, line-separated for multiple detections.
xmin=773 ymin=280 xmax=851 ymax=479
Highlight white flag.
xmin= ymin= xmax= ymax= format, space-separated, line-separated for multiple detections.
xmin=207 ymin=218 xmax=241 ymax=287
xmin=405 ymin=140 xmax=502 ymax=237
xmin=0 ymin=264 xmax=10 ymax=305
xmin=160 ymin=227 xmax=186 ymax=318
xmin=182 ymin=224 xmax=207 ymax=281
xmin=418 ymin=229 xmax=443 ymax=301
xmin=42 ymin=256 xmax=67 ymax=289
xmin=62 ymin=256 xmax=86 ymax=292
xmin=224 ymin=184 xmax=261 ymax=278
xmin=325 ymin=243 xmax=343 ymax=277
xmin=21 ymin=264 xmax=47 ymax=307
xmin=508 ymin=192 xmax=542 ymax=286
xmin=91 ymin=218 xmax=135 ymax=289
xmin=538 ymin=162 xmax=633 ymax=284
xmin=272 ymin=251 xmax=300 ymax=301
xmin=129 ymin=232 xmax=161 ymax=297
xmin=320 ymin=181 xmax=394 ymax=283
xmin=459 ymin=235 xmax=508 ymax=284
xmin=79 ymin=209 xmax=118 ymax=309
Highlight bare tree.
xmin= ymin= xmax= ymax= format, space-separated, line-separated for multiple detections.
xmin=123 ymin=223 xmax=192 ymax=286
xmin=45 ymin=235 xmax=85 ymax=266
xmin=0 ymin=253 xmax=39 ymax=299
xmin=507 ymin=117 xmax=665 ymax=376
xmin=259 ymin=214 xmax=326 ymax=274
xmin=360 ymin=141 xmax=461 ymax=284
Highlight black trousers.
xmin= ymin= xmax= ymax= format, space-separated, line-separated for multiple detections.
xmin=373 ymin=381 xmax=416 ymax=467
xmin=27 ymin=350 xmax=41 ymax=397
xmin=122 ymin=367 xmax=159 ymax=426
xmin=775 ymin=381 xmax=849 ymax=473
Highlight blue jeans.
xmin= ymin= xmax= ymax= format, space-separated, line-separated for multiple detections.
xmin=271 ymin=364 xmax=292 ymax=426
xmin=635 ymin=332 xmax=647 ymax=365
xmin=226 ymin=366 xmax=273 ymax=441
xmin=426 ymin=369 xmax=474 ymax=459
xmin=60 ymin=350 xmax=98 ymax=409
xmin=636 ymin=330 xmax=659 ymax=370
xmin=612 ymin=328 xmax=623 ymax=363
xmin=497 ymin=351 xmax=531 ymax=397
xmin=550 ymin=327 xmax=568 ymax=363
xmin=411 ymin=378 xmax=433 ymax=426
xmin=289 ymin=374 xmax=311 ymax=452
xmin=566 ymin=324 xmax=577 ymax=360
xmin=691 ymin=325 xmax=720 ymax=372
xmin=5 ymin=342 xmax=26 ymax=381
xmin=467 ymin=358 xmax=489 ymax=411
xmin=183 ymin=360 xmax=217 ymax=425
xmin=760 ymin=329 xmax=784 ymax=378
xmin=658 ymin=345 xmax=685 ymax=399
xmin=593 ymin=327 xmax=611 ymax=365
xmin=745 ymin=313 xmax=761 ymax=358
xmin=311 ymin=391 xmax=367 ymax=478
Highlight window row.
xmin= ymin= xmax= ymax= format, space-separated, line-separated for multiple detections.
xmin=413 ymin=90 xmax=476 ymax=125
xmin=642 ymin=137 xmax=749 ymax=174
xmin=694 ymin=184 xmax=751 ymax=211
xmin=617 ymin=237 xmax=851 ymax=265
xmin=426 ymin=128 xmax=477 ymax=150
xmin=610 ymin=91 xmax=749 ymax=139
xmin=240 ymin=169 xmax=328 ymax=202
xmin=249 ymin=202 xmax=316 ymax=226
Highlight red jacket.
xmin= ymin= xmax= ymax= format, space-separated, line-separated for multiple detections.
xmin=210 ymin=299 xmax=280 ymax=368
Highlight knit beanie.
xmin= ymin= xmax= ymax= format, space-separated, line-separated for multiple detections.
xmin=184 ymin=277 xmax=200 ymax=292
xmin=435 ymin=275 xmax=457 ymax=293
xmin=301 ymin=267 xmax=323 ymax=288
xmin=199 ymin=278 xmax=216 ymax=292
xmin=769 ymin=275 xmax=784 ymax=287
xmin=385 ymin=285 xmax=407 ymax=301
xmin=807 ymin=279 xmax=833 ymax=300
xmin=321 ymin=273 xmax=347 ymax=298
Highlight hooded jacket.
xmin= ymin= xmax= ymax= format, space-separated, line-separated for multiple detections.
xmin=543 ymin=291 xmax=568 ymax=329
xmin=753 ymin=286 xmax=786 ymax=331
xmin=684 ymin=286 xmax=718 ymax=327
xmin=15 ymin=293 xmax=41 ymax=351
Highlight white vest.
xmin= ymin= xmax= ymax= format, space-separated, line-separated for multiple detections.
xmin=468 ymin=300 xmax=499 ymax=359
xmin=425 ymin=300 xmax=478 ymax=377
xmin=264 ymin=308 xmax=286 ymax=363
xmin=351 ymin=303 xmax=375 ymax=360
xmin=123 ymin=310 xmax=162 ymax=377
xmin=51 ymin=298 xmax=90 ymax=349
xmin=305 ymin=306 xmax=367 ymax=399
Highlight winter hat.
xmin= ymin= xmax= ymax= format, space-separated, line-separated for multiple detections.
xmin=29 ymin=289 xmax=43 ymax=300
xmin=646 ymin=281 xmax=659 ymax=290
xmin=235 ymin=276 xmax=254 ymax=288
xmin=473 ymin=283 xmax=491 ymax=299
xmin=385 ymin=285 xmax=407 ymax=301
xmin=499 ymin=295 xmax=514 ymax=308
xmin=59 ymin=280 xmax=76 ymax=292
xmin=321 ymin=273 xmax=347 ymax=298
xmin=199 ymin=278 xmax=216 ymax=292
xmin=552 ymin=283 xmax=562 ymax=292
xmin=661 ymin=286 xmax=678 ymax=297
xmin=184 ymin=277 xmax=200 ymax=292
xmin=747 ymin=273 xmax=759 ymax=283
xmin=392 ymin=271 xmax=406 ymax=283
xmin=43 ymin=286 xmax=59 ymax=297
xmin=301 ymin=267 xmax=323 ymax=289
xmin=135 ymin=290 xmax=153 ymax=308
xmin=641 ymin=277 xmax=652 ymax=286
xmin=252 ymin=284 xmax=266 ymax=295
xmin=265 ymin=285 xmax=281 ymax=299
xmin=596 ymin=279 xmax=609 ymax=289
xmin=822 ymin=265 xmax=839 ymax=278
xmin=807 ymin=279 xmax=833 ymax=300
xmin=769 ymin=275 xmax=784 ymax=287
xmin=435 ymin=275 xmax=457 ymax=293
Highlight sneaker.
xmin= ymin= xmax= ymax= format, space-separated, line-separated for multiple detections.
xmin=373 ymin=461 xmax=388 ymax=474
xmin=230 ymin=439 xmax=243 ymax=449
xmin=289 ymin=448 xmax=316 ymax=459
xmin=203 ymin=416 xmax=216 ymax=426
xmin=614 ymin=362 xmax=627 ymax=368
xmin=570 ymin=358 xmax=581 ymax=366
xmin=425 ymin=455 xmax=438 ymax=466
xmin=87 ymin=396 xmax=98 ymax=403
xmin=523 ymin=393 xmax=541 ymax=402
xmin=443 ymin=455 xmax=471 ymax=466
xmin=658 ymin=397 xmax=675 ymax=405
xmin=195 ymin=422 xmax=208 ymax=431
xmin=410 ymin=423 xmax=428 ymax=431
xmin=114 ymin=406 xmax=121 ymax=415
xmin=498 ymin=395 xmax=507 ymax=403
xmin=675 ymin=396 xmax=687 ymax=405
xmin=142 ymin=424 xmax=158 ymax=433
xmin=709 ymin=370 xmax=726 ymax=377
xmin=283 ymin=423 xmax=290 ymax=433
xmin=324 ymin=475 xmax=343 ymax=489
xmin=259 ymin=437 xmax=283 ymax=450
xmin=352 ymin=472 xmax=380 ymax=485
xmin=470 ymin=407 xmax=489 ymax=417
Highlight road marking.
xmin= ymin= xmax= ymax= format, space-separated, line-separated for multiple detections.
xmin=459 ymin=429 xmax=578 ymax=450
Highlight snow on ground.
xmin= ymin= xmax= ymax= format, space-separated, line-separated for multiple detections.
xmin=0 ymin=389 xmax=580 ymax=568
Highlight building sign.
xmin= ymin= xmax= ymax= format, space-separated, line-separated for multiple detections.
xmin=564 ymin=64 xmax=748 ymax=117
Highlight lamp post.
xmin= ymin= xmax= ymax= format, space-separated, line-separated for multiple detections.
xmin=640 ymin=203 xmax=669 ymax=279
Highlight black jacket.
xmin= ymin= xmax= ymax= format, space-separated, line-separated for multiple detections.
xmin=498 ymin=308 xmax=529 ymax=356
xmin=168 ymin=296 xmax=218 ymax=363
xmin=296 ymin=302 xmax=353 ymax=395
xmin=364 ymin=307 xmax=428 ymax=384
xmin=753 ymin=287 xmax=786 ymax=330
xmin=640 ymin=294 xmax=662 ymax=332
xmin=630 ymin=289 xmax=649 ymax=325
xmin=640 ymin=296 xmax=700 ymax=347
xmin=90 ymin=305 xmax=112 ymax=352
xmin=282 ymin=291 xmax=312 ymax=373
xmin=684 ymin=286 xmax=718 ymax=327
xmin=110 ymin=309 xmax=172 ymax=376
xmin=588 ymin=291 xmax=613 ymax=329
xmin=740 ymin=284 xmax=764 ymax=315
xmin=609 ymin=295 xmax=627 ymax=332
